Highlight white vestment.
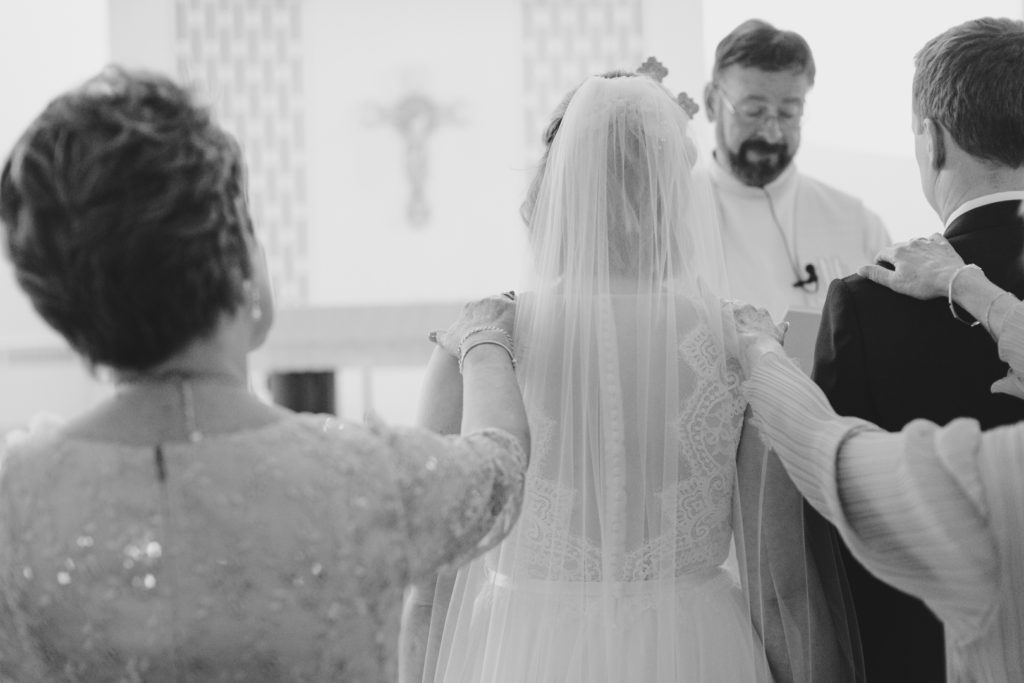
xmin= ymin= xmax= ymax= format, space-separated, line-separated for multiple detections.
xmin=709 ymin=160 xmax=890 ymax=320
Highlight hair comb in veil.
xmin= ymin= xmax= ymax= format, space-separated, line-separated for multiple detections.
xmin=637 ymin=55 xmax=700 ymax=118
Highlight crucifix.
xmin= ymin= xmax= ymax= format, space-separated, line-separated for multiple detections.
xmin=368 ymin=92 xmax=461 ymax=227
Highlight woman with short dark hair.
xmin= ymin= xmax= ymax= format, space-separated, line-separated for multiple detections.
xmin=0 ymin=66 xmax=528 ymax=681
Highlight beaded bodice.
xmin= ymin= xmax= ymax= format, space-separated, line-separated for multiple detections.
xmin=0 ymin=415 xmax=525 ymax=682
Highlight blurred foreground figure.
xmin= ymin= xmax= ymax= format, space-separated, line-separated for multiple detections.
xmin=0 ymin=67 xmax=528 ymax=681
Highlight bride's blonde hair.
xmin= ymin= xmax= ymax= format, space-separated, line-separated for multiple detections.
xmin=519 ymin=69 xmax=637 ymax=226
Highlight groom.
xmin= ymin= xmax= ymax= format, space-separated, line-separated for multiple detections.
xmin=812 ymin=17 xmax=1024 ymax=682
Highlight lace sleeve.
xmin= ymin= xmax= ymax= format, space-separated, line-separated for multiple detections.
xmin=384 ymin=425 xmax=527 ymax=583
xmin=0 ymin=449 xmax=46 ymax=681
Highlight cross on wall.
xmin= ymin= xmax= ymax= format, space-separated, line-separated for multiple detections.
xmin=367 ymin=92 xmax=462 ymax=227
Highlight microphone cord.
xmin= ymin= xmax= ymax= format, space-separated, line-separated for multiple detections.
xmin=761 ymin=187 xmax=817 ymax=289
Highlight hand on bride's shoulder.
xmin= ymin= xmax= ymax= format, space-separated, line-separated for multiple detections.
xmin=432 ymin=293 xmax=516 ymax=358
xmin=728 ymin=302 xmax=784 ymax=341
xmin=724 ymin=301 xmax=788 ymax=378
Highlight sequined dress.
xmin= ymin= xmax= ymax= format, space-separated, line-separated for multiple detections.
xmin=0 ymin=414 xmax=526 ymax=682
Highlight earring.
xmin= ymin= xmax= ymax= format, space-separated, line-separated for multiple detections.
xmin=244 ymin=280 xmax=263 ymax=322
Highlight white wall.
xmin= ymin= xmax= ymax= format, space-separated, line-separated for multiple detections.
xmin=0 ymin=0 xmax=110 ymax=348
xmin=0 ymin=0 xmax=112 ymax=429
xmin=303 ymin=0 xmax=527 ymax=306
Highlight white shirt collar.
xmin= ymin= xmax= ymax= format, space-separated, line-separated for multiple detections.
xmin=944 ymin=191 xmax=1024 ymax=229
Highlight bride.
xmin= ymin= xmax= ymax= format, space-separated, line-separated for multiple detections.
xmin=404 ymin=70 xmax=857 ymax=682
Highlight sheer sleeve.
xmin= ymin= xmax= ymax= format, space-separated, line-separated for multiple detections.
xmin=386 ymin=425 xmax=527 ymax=582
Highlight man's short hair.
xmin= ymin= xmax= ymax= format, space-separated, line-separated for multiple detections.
xmin=914 ymin=18 xmax=1024 ymax=168
xmin=711 ymin=19 xmax=815 ymax=85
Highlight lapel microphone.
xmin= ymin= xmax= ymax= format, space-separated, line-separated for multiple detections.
xmin=792 ymin=264 xmax=818 ymax=289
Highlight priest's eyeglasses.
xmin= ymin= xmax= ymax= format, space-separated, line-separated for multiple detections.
xmin=716 ymin=87 xmax=804 ymax=131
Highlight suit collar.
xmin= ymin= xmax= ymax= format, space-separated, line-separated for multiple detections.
xmin=944 ymin=191 xmax=1024 ymax=228
xmin=944 ymin=198 xmax=1024 ymax=239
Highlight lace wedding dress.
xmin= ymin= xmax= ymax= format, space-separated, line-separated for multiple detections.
xmin=0 ymin=413 xmax=525 ymax=682
xmin=424 ymin=74 xmax=854 ymax=683
xmin=432 ymin=301 xmax=772 ymax=682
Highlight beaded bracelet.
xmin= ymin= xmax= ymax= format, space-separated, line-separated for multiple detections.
xmin=457 ymin=326 xmax=515 ymax=374
xmin=457 ymin=326 xmax=513 ymax=357
xmin=459 ymin=325 xmax=512 ymax=343
xmin=459 ymin=338 xmax=517 ymax=374
xmin=948 ymin=264 xmax=982 ymax=327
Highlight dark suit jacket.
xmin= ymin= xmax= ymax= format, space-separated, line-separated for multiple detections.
xmin=812 ymin=199 xmax=1024 ymax=683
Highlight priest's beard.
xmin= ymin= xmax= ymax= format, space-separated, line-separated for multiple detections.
xmin=726 ymin=138 xmax=794 ymax=187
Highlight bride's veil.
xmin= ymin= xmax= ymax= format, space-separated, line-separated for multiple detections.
xmin=423 ymin=73 xmax=857 ymax=683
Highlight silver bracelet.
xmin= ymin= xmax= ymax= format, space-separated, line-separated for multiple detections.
xmin=459 ymin=338 xmax=516 ymax=374
xmin=985 ymin=291 xmax=1015 ymax=331
xmin=458 ymin=326 xmax=513 ymax=357
xmin=460 ymin=325 xmax=512 ymax=348
xmin=947 ymin=264 xmax=982 ymax=327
